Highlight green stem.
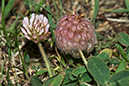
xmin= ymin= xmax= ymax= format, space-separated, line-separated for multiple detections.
xmin=1 ymin=59 xmax=5 ymax=77
xmin=52 ymin=0 xmax=59 ymax=19
xmin=59 ymin=0 xmax=63 ymax=17
xmin=2 ymin=0 xmax=11 ymax=59
xmin=15 ymin=23 xmax=29 ymax=80
xmin=14 ymin=1 xmax=29 ymax=80
xmin=16 ymin=39 xmax=29 ymax=80
xmin=38 ymin=42 xmax=53 ymax=77
xmin=79 ymin=50 xmax=87 ymax=67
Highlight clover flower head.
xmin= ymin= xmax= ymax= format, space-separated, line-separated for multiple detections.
xmin=55 ymin=13 xmax=96 ymax=58
xmin=20 ymin=13 xmax=50 ymax=43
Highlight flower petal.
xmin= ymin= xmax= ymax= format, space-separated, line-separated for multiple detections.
xmin=37 ymin=27 xmax=41 ymax=32
xmin=39 ymin=28 xmax=44 ymax=35
xmin=25 ymin=35 xmax=31 ymax=40
xmin=21 ymin=13 xmax=50 ymax=44
xmin=34 ymin=15 xmax=38 ymax=25
xmin=38 ymin=14 xmax=44 ymax=23
xmin=34 ymin=40 xmax=38 ymax=43
xmin=23 ymin=17 xmax=29 ymax=28
xmin=43 ymin=17 xmax=48 ymax=25
xmin=40 ymin=36 xmax=44 ymax=40
xmin=30 ymin=13 xmax=35 ymax=23
xmin=33 ymin=34 xmax=37 ymax=39
xmin=26 ymin=28 xmax=31 ymax=35
xmin=30 ymin=13 xmax=35 ymax=29
xmin=45 ymin=24 xmax=49 ymax=33
xmin=20 ymin=27 xmax=27 ymax=35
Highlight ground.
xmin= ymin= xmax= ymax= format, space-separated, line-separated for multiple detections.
xmin=0 ymin=0 xmax=129 ymax=85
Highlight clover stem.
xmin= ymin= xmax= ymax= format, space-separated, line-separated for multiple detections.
xmin=38 ymin=42 xmax=52 ymax=77
xmin=79 ymin=50 xmax=87 ymax=67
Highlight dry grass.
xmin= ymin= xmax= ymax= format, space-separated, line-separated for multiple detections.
xmin=0 ymin=0 xmax=129 ymax=85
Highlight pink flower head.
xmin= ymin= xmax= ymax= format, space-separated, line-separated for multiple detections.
xmin=20 ymin=13 xmax=50 ymax=43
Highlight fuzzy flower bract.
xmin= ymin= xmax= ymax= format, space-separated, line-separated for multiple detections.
xmin=55 ymin=13 xmax=96 ymax=58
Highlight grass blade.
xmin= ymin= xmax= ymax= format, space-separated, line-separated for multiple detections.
xmin=46 ymin=4 xmax=56 ymax=42
xmin=101 ymin=9 xmax=129 ymax=12
xmin=34 ymin=0 xmax=45 ymax=12
xmin=2 ymin=0 xmax=12 ymax=59
xmin=92 ymin=0 xmax=99 ymax=24
xmin=3 ymin=0 xmax=15 ymax=19
xmin=124 ymin=0 xmax=129 ymax=10
xmin=26 ymin=0 xmax=57 ymax=21
xmin=52 ymin=0 xmax=59 ymax=19
xmin=59 ymin=0 xmax=63 ymax=17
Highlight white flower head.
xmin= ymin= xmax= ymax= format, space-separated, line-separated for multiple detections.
xmin=21 ymin=13 xmax=50 ymax=43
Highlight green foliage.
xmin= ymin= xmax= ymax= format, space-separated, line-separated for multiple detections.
xmin=101 ymin=0 xmax=129 ymax=13
xmin=72 ymin=66 xmax=87 ymax=77
xmin=124 ymin=0 xmax=129 ymax=10
xmin=52 ymin=0 xmax=59 ymax=19
xmin=125 ymin=47 xmax=129 ymax=60
xmin=87 ymin=57 xmax=110 ymax=85
xmin=97 ymin=48 xmax=112 ymax=60
xmin=62 ymin=68 xmax=74 ymax=85
xmin=24 ymin=53 xmax=30 ymax=63
xmin=3 ymin=0 xmax=15 ymax=19
xmin=34 ymin=0 xmax=45 ymax=12
xmin=102 ymin=9 xmax=129 ymax=12
xmin=115 ymin=44 xmax=129 ymax=62
xmin=33 ymin=65 xmax=40 ymax=71
xmin=46 ymin=4 xmax=56 ymax=42
xmin=43 ymin=74 xmax=64 ymax=86
xmin=92 ymin=0 xmax=99 ymax=24
xmin=31 ymin=76 xmax=42 ymax=86
xmin=35 ymin=69 xmax=47 ymax=76
xmin=61 ymin=67 xmax=92 ymax=86
xmin=109 ymin=58 xmax=120 ymax=66
xmin=115 ymin=59 xmax=127 ymax=74
xmin=80 ymin=72 xmax=92 ymax=82
xmin=118 ymin=32 xmax=129 ymax=47
xmin=109 ymin=70 xmax=129 ymax=86
xmin=115 ymin=44 xmax=124 ymax=54
xmin=26 ymin=0 xmax=57 ymax=20
xmin=98 ymin=52 xmax=110 ymax=59
xmin=1 ymin=0 xmax=129 ymax=86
